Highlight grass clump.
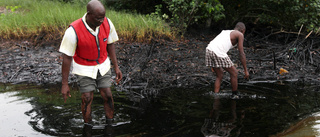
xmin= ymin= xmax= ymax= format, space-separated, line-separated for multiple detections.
xmin=0 ymin=0 xmax=83 ymax=40
xmin=110 ymin=10 xmax=174 ymax=42
xmin=0 ymin=0 xmax=174 ymax=43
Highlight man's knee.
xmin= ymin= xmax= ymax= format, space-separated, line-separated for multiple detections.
xmin=233 ymin=70 xmax=238 ymax=76
xmin=225 ymin=67 xmax=238 ymax=78
xmin=213 ymin=68 xmax=223 ymax=78
xmin=100 ymin=88 xmax=112 ymax=97
xmin=216 ymin=73 xmax=223 ymax=79
xmin=230 ymin=70 xmax=238 ymax=78
xmin=82 ymin=92 xmax=93 ymax=104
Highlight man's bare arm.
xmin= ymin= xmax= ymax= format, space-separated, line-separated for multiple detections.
xmin=107 ymin=43 xmax=122 ymax=84
xmin=236 ymin=32 xmax=249 ymax=79
xmin=61 ymin=54 xmax=72 ymax=102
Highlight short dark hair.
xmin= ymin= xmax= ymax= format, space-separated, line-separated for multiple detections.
xmin=234 ymin=22 xmax=246 ymax=31
xmin=87 ymin=0 xmax=105 ymax=13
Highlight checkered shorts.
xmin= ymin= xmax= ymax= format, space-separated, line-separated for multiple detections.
xmin=205 ymin=49 xmax=234 ymax=68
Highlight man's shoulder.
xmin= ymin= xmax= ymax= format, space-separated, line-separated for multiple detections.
xmin=230 ymin=30 xmax=243 ymax=37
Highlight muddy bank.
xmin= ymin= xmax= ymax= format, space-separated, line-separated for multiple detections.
xmin=0 ymin=33 xmax=319 ymax=91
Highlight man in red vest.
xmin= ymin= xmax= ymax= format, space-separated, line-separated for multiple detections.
xmin=59 ymin=0 xmax=122 ymax=126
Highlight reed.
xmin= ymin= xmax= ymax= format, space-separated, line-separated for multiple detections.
xmin=0 ymin=0 xmax=174 ymax=43
xmin=110 ymin=10 xmax=174 ymax=42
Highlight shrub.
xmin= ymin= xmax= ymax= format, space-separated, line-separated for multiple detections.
xmin=220 ymin=0 xmax=320 ymax=33
xmin=151 ymin=0 xmax=225 ymax=34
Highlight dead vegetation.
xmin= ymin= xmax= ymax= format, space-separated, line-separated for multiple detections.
xmin=0 ymin=30 xmax=319 ymax=93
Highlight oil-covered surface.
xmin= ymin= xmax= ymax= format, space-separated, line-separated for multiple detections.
xmin=0 ymin=81 xmax=319 ymax=137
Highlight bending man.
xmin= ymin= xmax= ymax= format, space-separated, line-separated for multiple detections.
xmin=205 ymin=22 xmax=249 ymax=97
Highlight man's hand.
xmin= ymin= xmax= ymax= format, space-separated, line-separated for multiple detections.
xmin=244 ymin=70 xmax=249 ymax=80
xmin=61 ymin=84 xmax=71 ymax=103
xmin=114 ymin=67 xmax=123 ymax=85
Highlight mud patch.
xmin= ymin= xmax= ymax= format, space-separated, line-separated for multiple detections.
xmin=0 ymin=33 xmax=319 ymax=92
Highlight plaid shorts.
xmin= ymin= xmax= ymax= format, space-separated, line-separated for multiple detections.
xmin=205 ymin=49 xmax=234 ymax=68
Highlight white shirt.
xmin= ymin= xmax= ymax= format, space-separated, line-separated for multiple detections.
xmin=59 ymin=13 xmax=119 ymax=79
xmin=206 ymin=30 xmax=235 ymax=58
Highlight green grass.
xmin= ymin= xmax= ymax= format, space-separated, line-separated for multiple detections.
xmin=109 ymin=10 xmax=174 ymax=42
xmin=0 ymin=0 xmax=174 ymax=42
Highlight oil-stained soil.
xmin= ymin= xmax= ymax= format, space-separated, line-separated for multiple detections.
xmin=0 ymin=31 xmax=319 ymax=91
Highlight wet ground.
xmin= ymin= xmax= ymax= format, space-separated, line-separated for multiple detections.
xmin=1 ymin=33 xmax=319 ymax=89
xmin=0 ymin=32 xmax=319 ymax=136
xmin=0 ymin=80 xmax=319 ymax=137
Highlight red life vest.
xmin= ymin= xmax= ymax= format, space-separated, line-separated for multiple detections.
xmin=70 ymin=17 xmax=110 ymax=66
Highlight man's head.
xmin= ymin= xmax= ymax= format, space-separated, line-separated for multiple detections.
xmin=234 ymin=22 xmax=246 ymax=34
xmin=86 ymin=0 xmax=106 ymax=29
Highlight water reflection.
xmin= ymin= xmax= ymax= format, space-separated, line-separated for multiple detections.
xmin=1 ymin=81 xmax=320 ymax=136
xmin=81 ymin=124 xmax=114 ymax=137
xmin=201 ymin=97 xmax=244 ymax=137
xmin=81 ymin=119 xmax=115 ymax=137
xmin=278 ymin=112 xmax=320 ymax=137
xmin=0 ymin=92 xmax=50 ymax=137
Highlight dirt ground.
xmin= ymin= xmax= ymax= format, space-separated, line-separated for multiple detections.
xmin=0 ymin=32 xmax=319 ymax=92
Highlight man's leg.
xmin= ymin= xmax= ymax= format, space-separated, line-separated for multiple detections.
xmin=213 ymin=67 xmax=224 ymax=93
xmin=223 ymin=66 xmax=238 ymax=92
xmin=99 ymin=87 xmax=114 ymax=120
xmin=81 ymin=91 xmax=94 ymax=123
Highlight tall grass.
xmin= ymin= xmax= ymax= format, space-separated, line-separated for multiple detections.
xmin=0 ymin=0 xmax=83 ymax=40
xmin=0 ymin=0 xmax=174 ymax=42
xmin=109 ymin=10 xmax=174 ymax=42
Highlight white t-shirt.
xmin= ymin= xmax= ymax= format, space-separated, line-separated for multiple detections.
xmin=206 ymin=30 xmax=235 ymax=58
xmin=59 ymin=13 xmax=119 ymax=79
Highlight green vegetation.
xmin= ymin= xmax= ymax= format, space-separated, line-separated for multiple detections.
xmin=220 ymin=0 xmax=320 ymax=33
xmin=0 ymin=0 xmax=174 ymax=42
xmin=153 ymin=0 xmax=225 ymax=34
xmin=111 ymin=0 xmax=320 ymax=35
xmin=109 ymin=10 xmax=174 ymax=42
xmin=1 ymin=0 xmax=318 ymax=43
xmin=0 ymin=0 xmax=82 ymax=40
